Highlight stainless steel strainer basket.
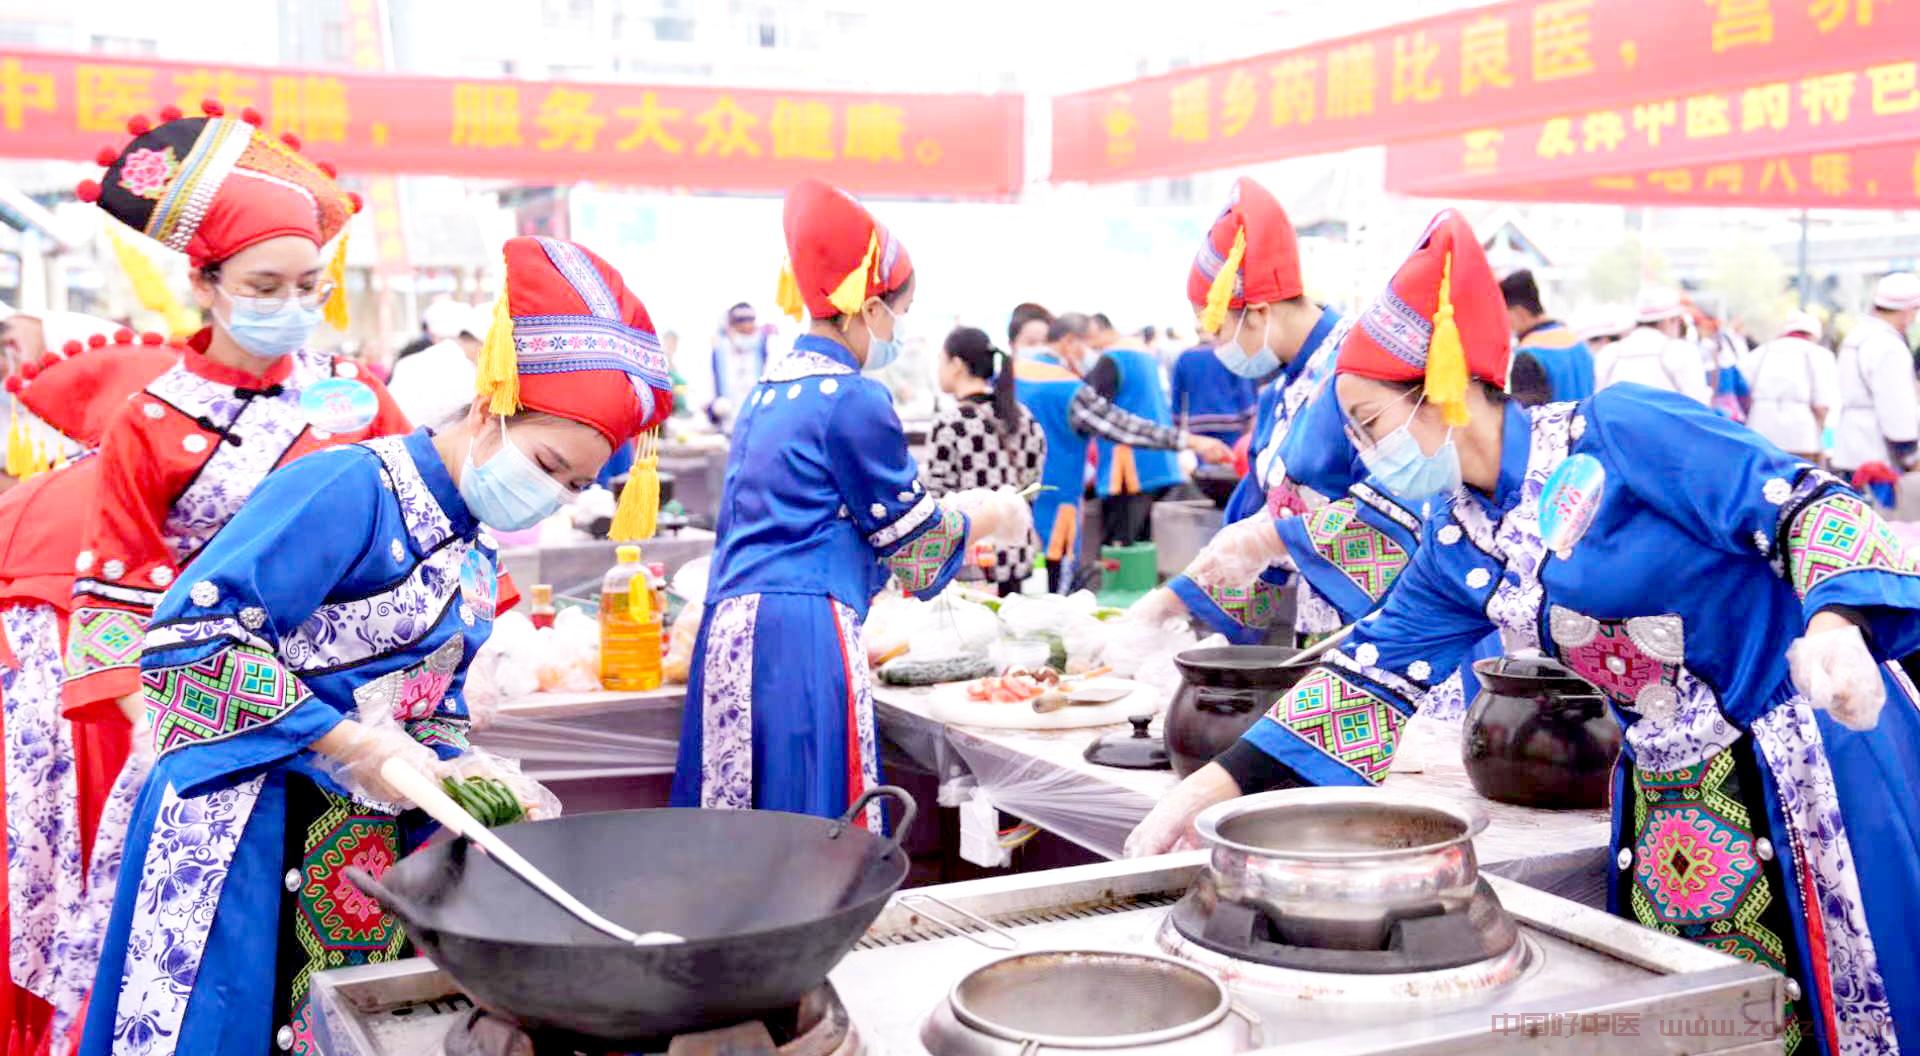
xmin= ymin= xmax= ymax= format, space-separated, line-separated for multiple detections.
xmin=922 ymin=950 xmax=1260 ymax=1054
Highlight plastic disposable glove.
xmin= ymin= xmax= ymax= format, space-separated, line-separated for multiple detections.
xmin=1787 ymin=623 xmax=1886 ymax=731
xmin=1124 ymin=763 xmax=1243 ymax=858
xmin=950 ymin=486 xmax=1034 ymax=547
xmin=317 ymin=721 xmax=444 ymax=807
xmin=1186 ymin=515 xmax=1288 ymax=592
xmin=1125 ymin=588 xmax=1189 ymax=629
xmin=446 ymin=750 xmax=564 ymax=822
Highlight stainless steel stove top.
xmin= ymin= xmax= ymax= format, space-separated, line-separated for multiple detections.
xmin=314 ymin=853 xmax=1786 ymax=1056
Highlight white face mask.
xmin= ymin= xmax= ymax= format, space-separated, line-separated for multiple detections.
xmin=865 ymin=303 xmax=904 ymax=372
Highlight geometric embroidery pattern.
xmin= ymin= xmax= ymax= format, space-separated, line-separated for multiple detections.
xmin=1269 ymin=666 xmax=1405 ymax=784
xmin=65 ymin=606 xmax=146 ymax=679
xmin=1304 ymin=504 xmax=1409 ymax=602
xmin=1202 ymin=578 xmax=1281 ymax=630
xmin=289 ymin=791 xmax=406 ymax=1053
xmin=1629 ymin=750 xmax=1807 ymax=1054
xmin=407 ymin=717 xmax=471 ymax=754
xmin=1787 ymin=493 xmax=1918 ymax=600
xmin=887 ymin=507 xmax=965 ymax=594
xmin=145 ymin=643 xmax=311 ymax=755
xmin=1559 ymin=622 xmax=1674 ymax=705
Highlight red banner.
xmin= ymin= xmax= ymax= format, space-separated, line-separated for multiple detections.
xmin=1053 ymin=0 xmax=1920 ymax=183
xmin=1386 ymin=58 xmax=1920 ymax=194
xmin=0 ymin=50 xmax=1024 ymax=198
xmin=1395 ymin=141 xmax=1920 ymax=210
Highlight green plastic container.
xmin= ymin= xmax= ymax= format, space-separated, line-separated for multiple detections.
xmin=1096 ymin=542 xmax=1158 ymax=609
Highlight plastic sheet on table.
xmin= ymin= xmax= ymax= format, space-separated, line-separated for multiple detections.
xmin=471 ymin=712 xmax=680 ymax=782
xmin=940 ymin=733 xmax=1159 ymax=860
xmin=1481 ymin=846 xmax=1611 ymax=909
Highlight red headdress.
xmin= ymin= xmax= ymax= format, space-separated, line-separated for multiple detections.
xmin=1336 ymin=210 xmax=1509 ymax=427
xmin=76 ymin=100 xmax=360 ymax=328
xmin=773 ymin=179 xmax=914 ymax=321
xmin=6 ymin=329 xmax=180 ymax=477
xmin=1188 ymin=177 xmax=1305 ymax=336
xmin=474 ymin=236 xmax=675 ymax=539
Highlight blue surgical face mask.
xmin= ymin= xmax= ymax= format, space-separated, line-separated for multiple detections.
xmin=459 ymin=417 xmax=574 ymax=530
xmin=1355 ymin=399 xmax=1462 ymax=508
xmin=216 ymin=292 xmax=322 ymax=360
xmin=1213 ymin=309 xmax=1280 ymax=379
xmin=865 ymin=303 xmax=904 ymax=373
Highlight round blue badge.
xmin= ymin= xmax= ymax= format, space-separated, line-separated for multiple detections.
xmin=299 ymin=378 xmax=379 ymax=434
xmin=1538 ymin=453 xmax=1607 ymax=558
xmin=459 ymin=550 xmax=497 ymax=619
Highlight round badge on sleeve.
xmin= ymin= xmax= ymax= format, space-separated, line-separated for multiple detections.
xmin=299 ymin=378 xmax=379 ymax=434
xmin=1538 ymin=453 xmax=1606 ymax=560
xmin=459 ymin=549 xmax=498 ymax=620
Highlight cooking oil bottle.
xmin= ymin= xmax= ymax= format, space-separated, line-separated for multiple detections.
xmin=600 ymin=545 xmax=662 ymax=691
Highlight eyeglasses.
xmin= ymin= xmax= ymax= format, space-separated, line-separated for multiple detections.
xmin=215 ymin=277 xmax=336 ymax=312
xmin=1342 ymin=389 xmax=1421 ymax=452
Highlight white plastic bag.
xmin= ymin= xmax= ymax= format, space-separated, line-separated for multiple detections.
xmin=907 ymin=588 xmax=1003 ymax=656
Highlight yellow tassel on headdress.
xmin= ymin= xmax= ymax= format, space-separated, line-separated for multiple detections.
xmin=1425 ymin=250 xmax=1470 ymax=428
xmin=474 ymin=277 xmax=520 ymax=417
xmin=610 ymin=429 xmax=661 ymax=541
xmin=5 ymin=407 xmax=23 ymax=478
xmin=825 ymin=232 xmax=881 ymax=319
xmin=108 ymin=228 xmax=198 ymax=335
xmin=775 ymin=262 xmax=805 ymax=322
xmin=1199 ymin=228 xmax=1247 ymax=337
xmin=322 ymin=233 xmax=351 ymax=331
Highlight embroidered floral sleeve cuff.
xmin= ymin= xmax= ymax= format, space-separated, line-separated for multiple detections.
xmin=61 ymin=604 xmax=153 ymax=718
xmin=407 ymin=716 xmax=473 ymax=758
xmin=1167 ymin=571 xmax=1286 ymax=645
xmin=1276 ymin=499 xmax=1413 ymax=623
xmin=1776 ymin=469 xmax=1920 ymax=653
xmin=1243 ymin=659 xmax=1415 ymax=788
xmin=882 ymin=506 xmax=969 ymax=599
xmin=142 ymin=641 xmax=343 ymax=797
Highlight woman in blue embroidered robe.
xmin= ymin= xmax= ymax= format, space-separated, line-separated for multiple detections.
xmin=1134 ymin=212 xmax=1920 ymax=1056
xmin=1150 ymin=377 xmax=1495 ymax=717
xmin=670 ymin=181 xmax=1028 ymax=826
xmin=81 ymin=236 xmax=675 ymax=1056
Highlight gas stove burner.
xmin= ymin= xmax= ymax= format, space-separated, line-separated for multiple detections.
xmin=1170 ymin=878 xmax=1519 ymax=975
xmin=1157 ymin=883 xmax=1535 ymax=1007
xmin=441 ymin=983 xmax=859 ymax=1056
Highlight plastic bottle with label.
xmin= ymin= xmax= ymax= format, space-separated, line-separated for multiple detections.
xmin=647 ymin=561 xmax=670 ymax=655
xmin=529 ymin=584 xmax=557 ymax=630
xmin=1021 ymin=555 xmax=1049 ymax=597
xmin=600 ymin=545 xmax=662 ymax=691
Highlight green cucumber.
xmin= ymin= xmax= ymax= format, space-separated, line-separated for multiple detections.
xmin=877 ymin=653 xmax=996 ymax=686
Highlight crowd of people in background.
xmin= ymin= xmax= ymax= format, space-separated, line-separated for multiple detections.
xmin=13 ymin=263 xmax=1920 ymax=568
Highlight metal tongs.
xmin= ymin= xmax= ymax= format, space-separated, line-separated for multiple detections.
xmin=380 ymin=759 xmax=684 ymax=947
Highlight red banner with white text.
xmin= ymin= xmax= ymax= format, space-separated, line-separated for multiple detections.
xmin=1396 ymin=141 xmax=1920 ymax=210
xmin=1052 ymin=0 xmax=1919 ymax=183
xmin=1384 ymin=58 xmax=1920 ymax=196
xmin=0 ymin=50 xmax=1025 ymax=198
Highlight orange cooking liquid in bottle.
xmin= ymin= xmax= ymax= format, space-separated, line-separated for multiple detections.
xmin=599 ymin=545 xmax=662 ymax=691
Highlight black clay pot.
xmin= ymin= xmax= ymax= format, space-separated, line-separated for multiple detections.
xmin=1166 ymin=646 xmax=1308 ymax=777
xmin=1462 ymin=656 xmax=1622 ymax=810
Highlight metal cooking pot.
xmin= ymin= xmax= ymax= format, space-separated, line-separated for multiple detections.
xmin=920 ymin=951 xmax=1261 ymax=1055
xmin=1190 ymin=787 xmax=1489 ymax=951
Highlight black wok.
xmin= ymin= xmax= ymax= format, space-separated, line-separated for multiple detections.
xmin=348 ymin=786 xmax=915 ymax=1043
